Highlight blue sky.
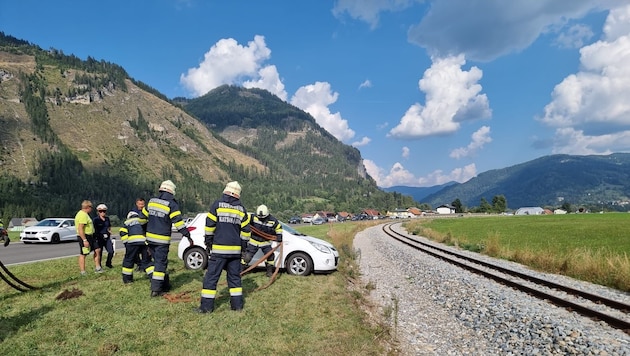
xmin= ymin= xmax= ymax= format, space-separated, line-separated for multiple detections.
xmin=2 ymin=1 xmax=630 ymax=188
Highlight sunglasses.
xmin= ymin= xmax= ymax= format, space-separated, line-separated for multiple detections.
xmin=98 ymin=210 xmax=107 ymax=213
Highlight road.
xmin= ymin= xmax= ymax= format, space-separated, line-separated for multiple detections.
xmin=0 ymin=234 xmax=184 ymax=266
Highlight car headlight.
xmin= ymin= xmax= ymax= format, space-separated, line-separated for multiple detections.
xmin=309 ymin=241 xmax=332 ymax=254
xmin=40 ymin=231 xmax=50 ymax=234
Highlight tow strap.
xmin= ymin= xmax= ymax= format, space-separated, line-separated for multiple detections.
xmin=163 ymin=225 xmax=284 ymax=302
xmin=240 ymin=225 xmax=283 ymax=291
xmin=0 ymin=259 xmax=39 ymax=292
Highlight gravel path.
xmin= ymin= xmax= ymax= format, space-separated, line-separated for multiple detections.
xmin=353 ymin=223 xmax=630 ymax=355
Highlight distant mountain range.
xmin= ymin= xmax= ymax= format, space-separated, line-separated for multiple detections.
xmin=382 ymin=182 xmax=457 ymax=202
xmin=386 ymin=153 xmax=630 ymax=211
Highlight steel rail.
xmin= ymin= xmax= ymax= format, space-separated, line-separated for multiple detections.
xmin=382 ymin=223 xmax=630 ymax=334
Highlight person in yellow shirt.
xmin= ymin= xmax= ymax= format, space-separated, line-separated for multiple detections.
xmin=75 ymin=200 xmax=102 ymax=275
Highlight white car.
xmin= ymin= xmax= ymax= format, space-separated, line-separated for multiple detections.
xmin=20 ymin=218 xmax=77 ymax=244
xmin=177 ymin=213 xmax=339 ymax=276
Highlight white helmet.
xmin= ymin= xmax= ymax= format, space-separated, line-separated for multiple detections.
xmin=223 ymin=181 xmax=241 ymax=198
xmin=256 ymin=204 xmax=269 ymax=218
xmin=159 ymin=179 xmax=176 ymax=194
xmin=127 ymin=211 xmax=139 ymax=219
xmin=96 ymin=204 xmax=108 ymax=211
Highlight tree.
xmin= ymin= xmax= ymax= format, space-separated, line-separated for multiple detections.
xmin=491 ymin=195 xmax=507 ymax=213
xmin=561 ymin=202 xmax=572 ymax=213
xmin=479 ymin=197 xmax=492 ymax=213
xmin=451 ymin=198 xmax=463 ymax=213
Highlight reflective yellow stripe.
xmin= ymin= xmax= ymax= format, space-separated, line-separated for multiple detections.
xmin=212 ymin=245 xmax=241 ymax=252
xmin=169 ymin=210 xmax=182 ymax=219
xmin=125 ymin=234 xmax=145 ymax=242
xmin=148 ymin=201 xmax=169 ymax=214
xmin=153 ymin=271 xmax=165 ymax=280
xmin=145 ymin=266 xmax=154 ymax=274
xmin=122 ymin=267 xmax=133 ymax=275
xmin=229 ymin=287 xmax=242 ymax=296
xmin=201 ymin=289 xmax=216 ymax=299
xmin=249 ymin=239 xmax=271 ymax=247
xmin=146 ymin=232 xmax=170 ymax=243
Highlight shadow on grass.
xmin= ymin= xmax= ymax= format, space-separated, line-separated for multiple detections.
xmin=169 ymin=267 xmax=264 ymax=309
xmin=0 ymin=305 xmax=53 ymax=342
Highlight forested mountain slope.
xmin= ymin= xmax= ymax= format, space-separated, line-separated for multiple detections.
xmin=0 ymin=33 xmax=416 ymax=221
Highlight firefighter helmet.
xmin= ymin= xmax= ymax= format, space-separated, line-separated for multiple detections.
xmin=256 ymin=204 xmax=269 ymax=218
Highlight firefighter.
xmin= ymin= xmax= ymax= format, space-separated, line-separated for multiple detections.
xmin=241 ymin=204 xmax=283 ymax=277
xmin=195 ymin=181 xmax=250 ymax=313
xmin=119 ymin=211 xmax=154 ymax=283
xmin=142 ymin=180 xmax=193 ymax=297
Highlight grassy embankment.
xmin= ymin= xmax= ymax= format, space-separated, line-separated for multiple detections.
xmin=404 ymin=213 xmax=630 ymax=292
xmin=0 ymin=221 xmax=397 ymax=356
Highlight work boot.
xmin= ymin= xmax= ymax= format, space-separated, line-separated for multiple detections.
xmin=151 ymin=291 xmax=165 ymax=297
xmin=230 ymin=296 xmax=244 ymax=311
xmin=199 ymin=299 xmax=215 ymax=313
xmin=265 ymin=264 xmax=274 ymax=277
xmin=164 ymin=274 xmax=172 ymax=292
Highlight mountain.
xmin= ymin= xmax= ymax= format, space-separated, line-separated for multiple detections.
xmin=382 ymin=182 xmax=457 ymax=202
xmin=422 ymin=153 xmax=630 ymax=210
xmin=0 ymin=32 xmax=416 ymax=221
xmin=179 ymin=84 xmax=418 ymax=214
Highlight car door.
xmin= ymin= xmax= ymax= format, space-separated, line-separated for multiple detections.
xmin=60 ymin=219 xmax=76 ymax=241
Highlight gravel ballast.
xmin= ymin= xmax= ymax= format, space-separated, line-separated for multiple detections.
xmin=353 ymin=224 xmax=630 ymax=355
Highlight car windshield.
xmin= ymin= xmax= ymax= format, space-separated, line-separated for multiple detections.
xmin=36 ymin=219 xmax=61 ymax=227
xmin=280 ymin=222 xmax=305 ymax=236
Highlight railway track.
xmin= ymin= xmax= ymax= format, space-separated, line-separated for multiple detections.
xmin=382 ymin=222 xmax=630 ymax=335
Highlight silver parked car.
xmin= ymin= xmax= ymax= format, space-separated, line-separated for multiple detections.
xmin=20 ymin=218 xmax=77 ymax=244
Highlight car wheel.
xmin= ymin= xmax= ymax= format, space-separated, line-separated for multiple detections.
xmin=286 ymin=252 xmax=313 ymax=276
xmin=51 ymin=233 xmax=60 ymax=244
xmin=183 ymin=247 xmax=208 ymax=270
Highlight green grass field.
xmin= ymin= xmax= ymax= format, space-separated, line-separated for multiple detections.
xmin=404 ymin=213 xmax=630 ymax=291
xmin=0 ymin=222 xmax=394 ymax=356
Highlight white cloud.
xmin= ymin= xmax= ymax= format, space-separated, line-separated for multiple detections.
xmin=407 ymin=0 xmax=626 ymax=62
xmin=332 ymin=0 xmax=422 ymax=29
xmin=290 ymin=82 xmax=356 ymax=142
xmin=180 ymin=35 xmax=287 ymax=100
xmin=402 ymin=146 xmax=410 ymax=158
xmin=352 ymin=136 xmax=371 ymax=147
xmin=364 ymin=160 xmax=476 ymax=188
xmin=554 ymin=24 xmax=594 ymax=49
xmin=540 ymin=5 xmax=630 ymax=154
xmin=377 ymin=122 xmax=389 ymax=130
xmin=243 ymin=65 xmax=288 ymax=101
xmin=388 ymin=55 xmax=491 ymax=139
xmin=450 ymin=126 xmax=492 ymax=159
xmin=359 ymin=79 xmax=372 ymax=89
xmin=550 ymin=127 xmax=630 ymax=155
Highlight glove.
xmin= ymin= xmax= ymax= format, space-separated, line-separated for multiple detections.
xmin=205 ymin=245 xmax=212 ymax=255
xmin=186 ymin=235 xmax=194 ymax=246
xmin=276 ymin=236 xmax=282 ymax=243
